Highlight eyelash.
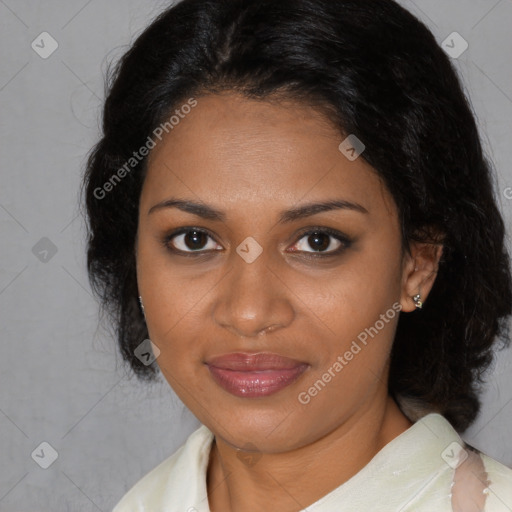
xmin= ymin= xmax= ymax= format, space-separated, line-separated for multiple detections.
xmin=161 ymin=226 xmax=352 ymax=259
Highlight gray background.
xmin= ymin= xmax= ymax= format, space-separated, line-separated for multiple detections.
xmin=0 ymin=0 xmax=511 ymax=510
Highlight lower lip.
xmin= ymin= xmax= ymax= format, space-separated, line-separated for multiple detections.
xmin=206 ymin=365 xmax=309 ymax=398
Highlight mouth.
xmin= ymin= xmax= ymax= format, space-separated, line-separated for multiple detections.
xmin=205 ymin=352 xmax=310 ymax=398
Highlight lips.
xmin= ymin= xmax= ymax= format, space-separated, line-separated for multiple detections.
xmin=206 ymin=352 xmax=306 ymax=370
xmin=205 ymin=352 xmax=309 ymax=398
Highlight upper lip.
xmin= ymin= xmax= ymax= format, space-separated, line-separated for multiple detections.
xmin=205 ymin=352 xmax=308 ymax=371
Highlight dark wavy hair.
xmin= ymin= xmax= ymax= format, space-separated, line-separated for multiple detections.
xmin=82 ymin=0 xmax=512 ymax=431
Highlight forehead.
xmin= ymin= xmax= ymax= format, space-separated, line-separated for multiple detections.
xmin=142 ymin=92 xmax=395 ymax=219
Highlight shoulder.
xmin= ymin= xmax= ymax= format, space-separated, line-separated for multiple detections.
xmin=392 ymin=413 xmax=512 ymax=511
xmin=112 ymin=424 xmax=214 ymax=512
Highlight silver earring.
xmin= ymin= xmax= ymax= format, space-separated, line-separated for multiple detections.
xmin=138 ymin=296 xmax=146 ymax=320
xmin=412 ymin=293 xmax=423 ymax=309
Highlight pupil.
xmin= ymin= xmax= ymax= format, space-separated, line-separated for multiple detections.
xmin=308 ymin=232 xmax=329 ymax=251
xmin=185 ymin=230 xmax=207 ymax=250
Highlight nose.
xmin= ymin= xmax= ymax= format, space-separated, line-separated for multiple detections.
xmin=213 ymin=248 xmax=295 ymax=338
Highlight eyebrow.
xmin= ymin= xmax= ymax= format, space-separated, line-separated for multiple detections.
xmin=147 ymin=198 xmax=368 ymax=223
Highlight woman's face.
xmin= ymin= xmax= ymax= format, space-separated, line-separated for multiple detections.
xmin=136 ymin=92 xmax=425 ymax=452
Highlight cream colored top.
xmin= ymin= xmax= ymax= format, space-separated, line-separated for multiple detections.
xmin=112 ymin=413 xmax=512 ymax=511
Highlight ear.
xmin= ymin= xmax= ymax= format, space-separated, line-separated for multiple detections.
xmin=400 ymin=237 xmax=444 ymax=313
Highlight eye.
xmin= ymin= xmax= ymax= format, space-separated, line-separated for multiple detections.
xmin=162 ymin=227 xmax=351 ymax=258
xmin=163 ymin=228 xmax=222 ymax=254
xmin=289 ymin=228 xmax=351 ymax=256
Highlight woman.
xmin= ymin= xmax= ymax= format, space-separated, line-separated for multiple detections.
xmin=82 ymin=0 xmax=512 ymax=510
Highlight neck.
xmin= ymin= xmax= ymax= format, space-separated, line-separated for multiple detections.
xmin=206 ymin=394 xmax=413 ymax=512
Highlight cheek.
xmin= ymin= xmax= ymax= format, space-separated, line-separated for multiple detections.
xmin=292 ymin=238 xmax=403 ymax=394
xmin=294 ymin=289 xmax=401 ymax=427
xmin=295 ymin=240 xmax=402 ymax=340
xmin=136 ymin=243 xmax=223 ymax=385
xmin=137 ymin=231 xmax=210 ymax=328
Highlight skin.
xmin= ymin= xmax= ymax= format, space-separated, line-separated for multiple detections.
xmin=135 ymin=92 xmax=443 ymax=512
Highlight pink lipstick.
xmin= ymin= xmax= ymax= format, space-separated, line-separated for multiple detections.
xmin=205 ymin=352 xmax=309 ymax=398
